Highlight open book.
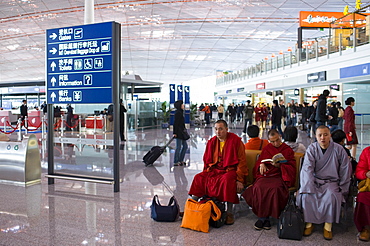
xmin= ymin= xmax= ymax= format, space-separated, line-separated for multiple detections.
xmin=260 ymin=153 xmax=287 ymax=164
xmin=261 ymin=159 xmax=287 ymax=164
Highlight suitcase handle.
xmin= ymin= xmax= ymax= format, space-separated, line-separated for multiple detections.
xmin=163 ymin=136 xmax=175 ymax=148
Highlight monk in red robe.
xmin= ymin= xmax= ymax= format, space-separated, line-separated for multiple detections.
xmin=189 ymin=119 xmax=248 ymax=225
xmin=242 ymin=129 xmax=296 ymax=230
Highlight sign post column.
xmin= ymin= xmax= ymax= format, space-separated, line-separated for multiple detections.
xmin=46 ymin=21 xmax=121 ymax=192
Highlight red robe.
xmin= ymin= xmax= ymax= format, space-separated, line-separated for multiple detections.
xmin=242 ymin=143 xmax=296 ymax=218
xmin=354 ymin=147 xmax=370 ymax=231
xmin=254 ymin=107 xmax=262 ymax=122
xmin=343 ymin=106 xmax=358 ymax=144
xmin=189 ymin=132 xmax=247 ymax=204
xmin=260 ymin=107 xmax=268 ymax=121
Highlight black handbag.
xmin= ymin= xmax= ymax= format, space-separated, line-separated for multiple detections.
xmin=182 ymin=129 xmax=190 ymax=140
xmin=277 ymin=195 xmax=304 ymax=240
xmin=199 ymin=196 xmax=227 ymax=228
xmin=150 ymin=195 xmax=180 ymax=222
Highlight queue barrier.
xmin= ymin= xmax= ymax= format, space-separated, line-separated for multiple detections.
xmin=0 ymin=134 xmax=41 ymax=186
xmin=355 ymin=114 xmax=370 ymax=150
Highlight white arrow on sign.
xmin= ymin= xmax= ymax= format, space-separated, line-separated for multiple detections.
xmin=49 ymin=47 xmax=57 ymax=55
xmin=51 ymin=77 xmax=56 ymax=86
xmin=49 ymin=33 xmax=57 ymax=40
xmin=50 ymin=61 xmax=56 ymax=71
xmin=50 ymin=92 xmax=56 ymax=102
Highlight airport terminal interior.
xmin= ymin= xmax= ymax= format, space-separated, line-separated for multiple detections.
xmin=2 ymin=0 xmax=370 ymax=245
xmin=0 ymin=124 xmax=366 ymax=246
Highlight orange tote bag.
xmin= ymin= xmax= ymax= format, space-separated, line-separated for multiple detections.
xmin=180 ymin=198 xmax=221 ymax=233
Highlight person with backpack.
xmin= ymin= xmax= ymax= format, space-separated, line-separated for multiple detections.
xmin=327 ymin=102 xmax=339 ymax=133
xmin=337 ymin=102 xmax=344 ymax=130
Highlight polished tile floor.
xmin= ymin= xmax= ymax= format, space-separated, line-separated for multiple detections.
xmin=0 ymin=121 xmax=368 ymax=246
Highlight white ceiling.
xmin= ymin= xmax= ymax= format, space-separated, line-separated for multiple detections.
xmin=0 ymin=0 xmax=366 ymax=85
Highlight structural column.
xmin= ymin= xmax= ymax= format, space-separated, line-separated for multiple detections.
xmin=84 ymin=0 xmax=94 ymax=24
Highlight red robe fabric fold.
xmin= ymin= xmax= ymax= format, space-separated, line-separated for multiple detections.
xmin=354 ymin=147 xmax=370 ymax=231
xmin=242 ymin=143 xmax=296 ymax=218
xmin=354 ymin=192 xmax=370 ymax=231
xmin=189 ymin=132 xmax=247 ymax=204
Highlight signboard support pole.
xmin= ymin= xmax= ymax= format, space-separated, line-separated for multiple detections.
xmin=47 ymin=104 xmax=55 ymax=185
xmin=112 ymin=22 xmax=121 ymax=192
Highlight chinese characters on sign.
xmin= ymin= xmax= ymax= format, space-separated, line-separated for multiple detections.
xmin=46 ymin=22 xmax=117 ymax=104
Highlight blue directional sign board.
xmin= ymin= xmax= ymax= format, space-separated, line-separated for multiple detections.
xmin=46 ymin=22 xmax=118 ymax=104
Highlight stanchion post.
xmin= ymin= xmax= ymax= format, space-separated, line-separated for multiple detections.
xmin=17 ymin=118 xmax=22 ymax=141
xmin=2 ymin=117 xmax=6 ymax=133
xmin=61 ymin=115 xmax=64 ymax=136
xmin=103 ymin=115 xmax=106 ymax=133
xmin=24 ymin=116 xmax=28 ymax=135
xmin=42 ymin=115 xmax=45 ymax=140
xmin=79 ymin=115 xmax=82 ymax=136
xmin=94 ymin=115 xmax=97 ymax=134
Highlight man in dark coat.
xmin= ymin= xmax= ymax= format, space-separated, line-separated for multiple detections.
xmin=20 ymin=99 xmax=28 ymax=120
xmin=315 ymin=89 xmax=329 ymax=128
xmin=271 ymin=100 xmax=283 ymax=138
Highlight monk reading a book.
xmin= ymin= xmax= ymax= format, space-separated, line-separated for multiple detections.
xmin=242 ymin=129 xmax=296 ymax=230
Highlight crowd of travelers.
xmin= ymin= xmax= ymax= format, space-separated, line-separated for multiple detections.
xmin=197 ymin=90 xmax=356 ymax=157
xmin=185 ymin=90 xmax=369 ymax=241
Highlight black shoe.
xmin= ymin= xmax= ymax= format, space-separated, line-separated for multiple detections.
xmin=254 ymin=220 xmax=263 ymax=230
xmin=263 ymin=220 xmax=271 ymax=230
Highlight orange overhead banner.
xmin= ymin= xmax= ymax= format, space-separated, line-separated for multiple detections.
xmin=299 ymin=11 xmax=344 ymax=28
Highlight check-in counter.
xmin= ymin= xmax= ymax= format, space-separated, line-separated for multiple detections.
xmin=0 ymin=134 xmax=41 ymax=186
xmin=85 ymin=116 xmax=104 ymax=129
xmin=0 ymin=110 xmax=18 ymax=126
xmin=28 ymin=110 xmax=42 ymax=127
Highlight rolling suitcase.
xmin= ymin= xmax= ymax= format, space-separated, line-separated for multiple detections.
xmin=143 ymin=137 xmax=174 ymax=166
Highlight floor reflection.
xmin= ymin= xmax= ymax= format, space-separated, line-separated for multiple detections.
xmin=0 ymin=122 xmax=367 ymax=245
xmin=47 ymin=183 xmax=121 ymax=245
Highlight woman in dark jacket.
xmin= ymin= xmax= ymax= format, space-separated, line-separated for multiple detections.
xmin=173 ymin=100 xmax=188 ymax=166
